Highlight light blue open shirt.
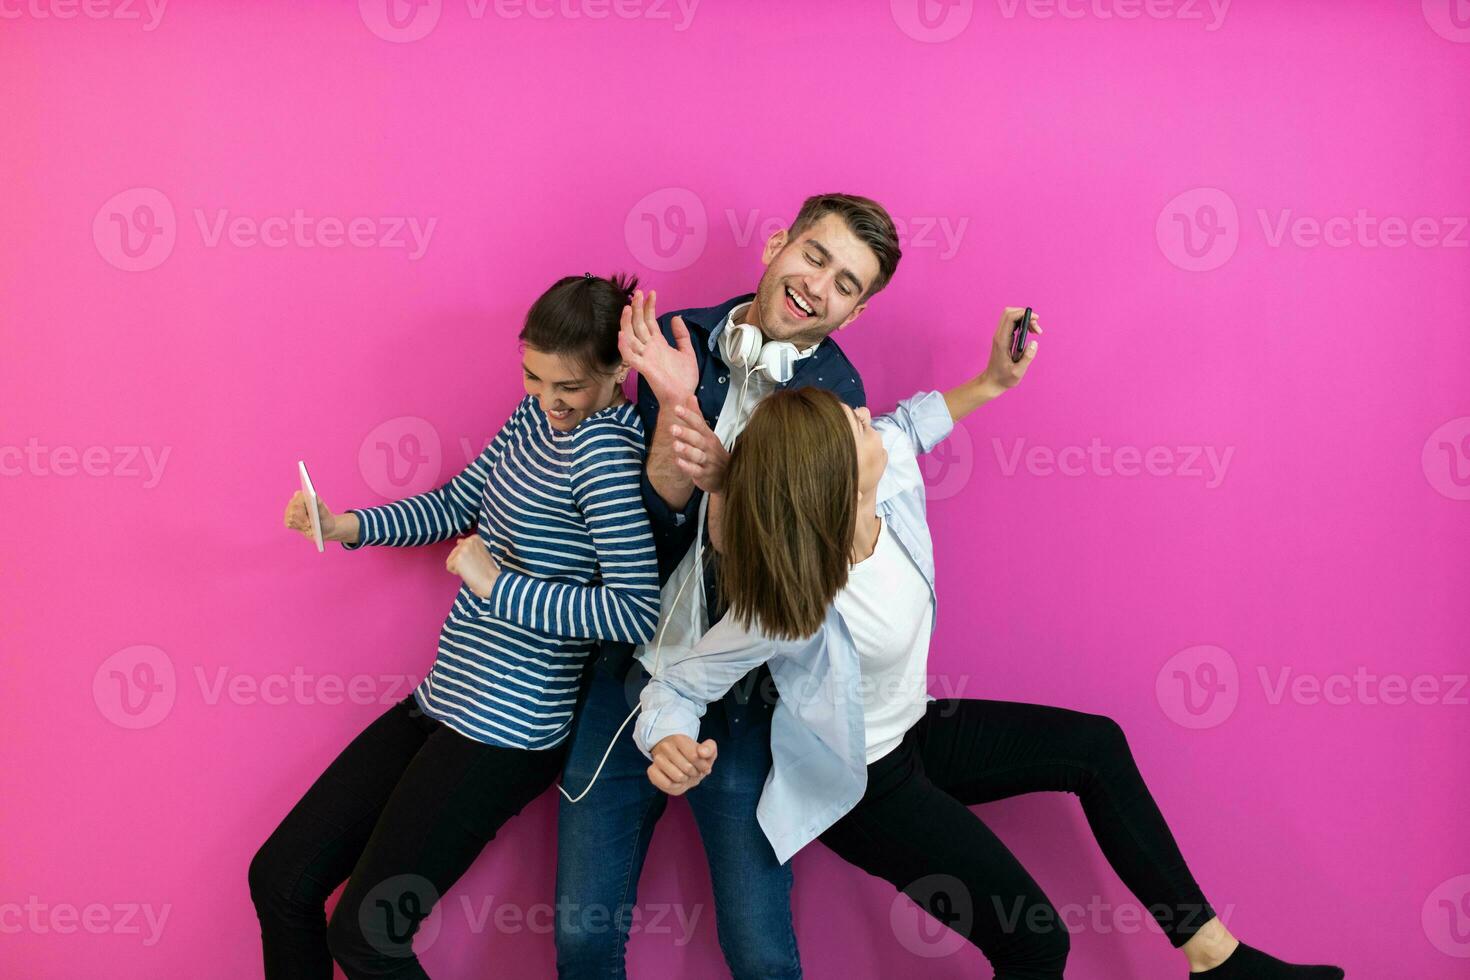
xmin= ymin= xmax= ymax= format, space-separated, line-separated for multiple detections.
xmin=633 ymin=390 xmax=955 ymax=864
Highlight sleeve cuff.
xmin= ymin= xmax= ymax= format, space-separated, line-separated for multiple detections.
xmin=640 ymin=474 xmax=701 ymax=532
xmin=477 ymin=566 xmax=520 ymax=619
xmin=340 ymin=508 xmax=375 ymax=551
xmin=908 ymin=390 xmax=956 ymax=453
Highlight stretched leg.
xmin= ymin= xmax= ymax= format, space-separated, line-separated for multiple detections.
xmin=325 ymin=711 xmax=565 ymax=979
xmin=916 ymin=699 xmax=1216 ymax=946
xmin=818 ymin=737 xmax=1069 ymax=980
xmin=555 ymin=665 xmax=668 ymax=980
xmin=686 ymin=701 xmax=801 ymax=980
xmin=248 ymin=695 xmax=433 ymax=980
xmin=918 ymin=699 xmax=1342 ymax=978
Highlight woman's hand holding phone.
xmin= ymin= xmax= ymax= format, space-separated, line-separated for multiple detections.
xmin=284 ymin=491 xmax=359 ymax=546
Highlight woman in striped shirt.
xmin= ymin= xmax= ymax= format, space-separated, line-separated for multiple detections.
xmin=250 ymin=273 xmax=660 ymax=979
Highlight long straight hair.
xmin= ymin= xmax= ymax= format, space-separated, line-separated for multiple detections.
xmin=720 ymin=388 xmax=857 ymax=640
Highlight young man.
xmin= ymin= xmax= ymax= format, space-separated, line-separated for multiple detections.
xmin=554 ymin=194 xmax=902 ymax=979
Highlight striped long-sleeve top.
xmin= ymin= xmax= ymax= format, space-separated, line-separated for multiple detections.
xmin=344 ymin=395 xmax=660 ymax=750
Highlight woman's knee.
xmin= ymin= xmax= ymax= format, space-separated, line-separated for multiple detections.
xmin=248 ymin=835 xmax=297 ymax=915
xmin=1076 ymin=711 xmax=1132 ymax=767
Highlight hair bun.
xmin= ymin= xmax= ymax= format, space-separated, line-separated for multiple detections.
xmin=609 ymin=271 xmax=640 ymax=300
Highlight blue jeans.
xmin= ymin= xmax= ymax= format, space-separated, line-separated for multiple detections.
xmin=555 ymin=663 xmax=801 ymax=979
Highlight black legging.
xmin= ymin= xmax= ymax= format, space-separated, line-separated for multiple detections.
xmin=248 ymin=695 xmax=565 ymax=979
xmin=818 ymin=699 xmax=1215 ymax=980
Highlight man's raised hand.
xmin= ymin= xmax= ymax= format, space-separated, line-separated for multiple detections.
xmin=618 ymin=289 xmax=698 ymax=406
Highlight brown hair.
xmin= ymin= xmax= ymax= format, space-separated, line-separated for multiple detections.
xmin=519 ymin=272 xmax=638 ymax=376
xmin=788 ymin=193 xmax=902 ymax=299
xmin=720 ymin=388 xmax=858 ymax=641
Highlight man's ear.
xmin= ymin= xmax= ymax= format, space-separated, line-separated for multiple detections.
xmin=760 ymin=228 xmax=789 ymax=266
xmin=835 ymin=303 xmax=868 ymax=332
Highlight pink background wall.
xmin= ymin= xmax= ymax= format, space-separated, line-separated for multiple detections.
xmin=3 ymin=1 xmax=1468 ymax=977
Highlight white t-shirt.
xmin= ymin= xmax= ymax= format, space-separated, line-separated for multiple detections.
xmin=834 ymin=518 xmax=935 ymax=763
xmin=635 ymin=303 xmax=816 ymax=671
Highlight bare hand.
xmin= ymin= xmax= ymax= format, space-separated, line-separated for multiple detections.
xmin=979 ymin=307 xmax=1044 ymax=392
xmin=647 ymin=734 xmax=718 ymax=796
xmin=670 ymin=400 xmax=730 ymax=495
xmin=618 ymin=289 xmax=698 ymax=406
xmin=284 ymin=490 xmax=340 ymax=544
xmin=446 ymin=535 xmax=501 ymax=598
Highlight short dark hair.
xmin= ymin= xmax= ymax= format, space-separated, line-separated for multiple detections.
xmin=788 ymin=193 xmax=902 ymax=298
xmin=519 ymin=272 xmax=639 ymax=375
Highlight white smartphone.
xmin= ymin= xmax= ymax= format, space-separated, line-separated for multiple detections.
xmin=298 ymin=460 xmax=324 ymax=553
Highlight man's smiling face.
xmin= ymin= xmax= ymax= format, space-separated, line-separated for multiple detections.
xmin=748 ymin=211 xmax=882 ymax=348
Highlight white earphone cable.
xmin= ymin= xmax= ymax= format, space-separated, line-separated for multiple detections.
xmin=558 ymin=334 xmax=754 ymax=805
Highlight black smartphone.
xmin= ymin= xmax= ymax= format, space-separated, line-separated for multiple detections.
xmin=1009 ymin=307 xmax=1033 ymax=363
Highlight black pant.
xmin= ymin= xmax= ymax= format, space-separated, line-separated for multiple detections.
xmin=818 ymin=699 xmax=1215 ymax=980
xmin=248 ymin=695 xmax=565 ymax=979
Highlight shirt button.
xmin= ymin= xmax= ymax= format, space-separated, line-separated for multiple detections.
xmin=718 ymin=375 xmax=728 ymax=384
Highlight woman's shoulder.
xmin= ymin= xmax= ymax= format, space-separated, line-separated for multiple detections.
xmin=569 ymin=401 xmax=646 ymax=445
xmin=565 ymin=401 xmax=647 ymax=471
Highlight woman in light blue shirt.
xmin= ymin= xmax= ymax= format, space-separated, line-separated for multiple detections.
xmin=635 ymin=310 xmax=1342 ymax=980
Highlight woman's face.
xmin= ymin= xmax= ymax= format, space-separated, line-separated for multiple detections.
xmin=521 ymin=346 xmax=624 ymax=432
xmin=841 ymin=404 xmax=888 ymax=497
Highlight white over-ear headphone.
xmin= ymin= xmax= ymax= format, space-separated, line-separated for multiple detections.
xmin=721 ymin=323 xmax=798 ymax=384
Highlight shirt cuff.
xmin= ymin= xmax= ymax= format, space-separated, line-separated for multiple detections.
xmin=641 ymin=474 xmax=701 ymax=532
xmin=909 ymin=390 xmax=956 ymax=453
xmin=340 ymin=508 xmax=376 ymax=551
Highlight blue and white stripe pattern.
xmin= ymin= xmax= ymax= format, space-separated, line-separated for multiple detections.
xmin=346 ymin=395 xmax=660 ymax=750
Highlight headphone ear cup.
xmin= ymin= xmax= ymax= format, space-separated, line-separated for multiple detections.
xmin=725 ymin=323 xmax=762 ymax=369
xmin=758 ymin=342 xmax=798 ymax=384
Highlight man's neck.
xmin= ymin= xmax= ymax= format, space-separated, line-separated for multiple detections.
xmin=740 ymin=302 xmax=823 ymax=359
